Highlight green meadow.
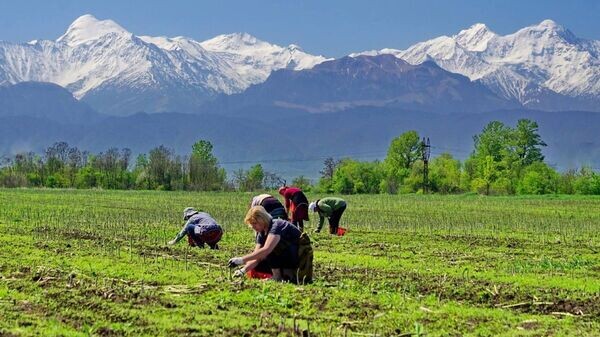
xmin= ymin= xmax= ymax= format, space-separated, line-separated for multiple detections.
xmin=0 ymin=189 xmax=599 ymax=336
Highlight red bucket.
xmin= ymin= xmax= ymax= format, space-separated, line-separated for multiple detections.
xmin=247 ymin=270 xmax=272 ymax=279
xmin=337 ymin=227 xmax=347 ymax=236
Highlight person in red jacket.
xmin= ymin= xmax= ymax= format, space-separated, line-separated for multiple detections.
xmin=278 ymin=186 xmax=309 ymax=231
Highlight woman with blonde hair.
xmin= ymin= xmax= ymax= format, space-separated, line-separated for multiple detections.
xmin=228 ymin=206 xmax=301 ymax=282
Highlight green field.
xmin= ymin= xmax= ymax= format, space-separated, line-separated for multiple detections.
xmin=0 ymin=189 xmax=599 ymax=336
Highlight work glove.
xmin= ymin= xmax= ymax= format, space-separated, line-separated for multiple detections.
xmin=227 ymin=257 xmax=244 ymax=268
xmin=233 ymin=268 xmax=246 ymax=278
xmin=167 ymin=239 xmax=177 ymax=245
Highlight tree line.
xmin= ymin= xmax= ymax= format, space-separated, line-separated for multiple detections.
xmin=313 ymin=119 xmax=600 ymax=195
xmin=1 ymin=119 xmax=599 ymax=195
xmin=0 ymin=140 xmax=275 ymax=192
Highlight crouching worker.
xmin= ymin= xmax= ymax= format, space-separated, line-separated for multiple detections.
xmin=278 ymin=186 xmax=309 ymax=231
xmin=250 ymin=194 xmax=288 ymax=220
xmin=228 ymin=206 xmax=313 ymax=284
xmin=309 ymin=197 xmax=347 ymax=234
xmin=167 ymin=207 xmax=223 ymax=249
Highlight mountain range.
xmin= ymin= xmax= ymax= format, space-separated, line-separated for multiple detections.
xmin=2 ymin=15 xmax=600 ymax=115
xmin=0 ymin=14 xmax=327 ymax=115
xmin=353 ymin=19 xmax=600 ymax=111
xmin=1 ymin=15 xmax=599 ymax=176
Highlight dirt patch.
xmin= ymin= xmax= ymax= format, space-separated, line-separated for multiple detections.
xmin=318 ymin=265 xmax=600 ymax=319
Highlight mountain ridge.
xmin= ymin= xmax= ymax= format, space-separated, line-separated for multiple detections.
xmin=352 ymin=19 xmax=600 ymax=110
xmin=0 ymin=14 xmax=328 ymax=115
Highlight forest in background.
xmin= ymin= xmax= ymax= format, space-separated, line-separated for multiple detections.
xmin=1 ymin=119 xmax=599 ymax=195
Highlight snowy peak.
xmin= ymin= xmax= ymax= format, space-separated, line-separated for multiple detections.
xmin=200 ymin=32 xmax=264 ymax=52
xmin=512 ymin=19 xmax=576 ymax=42
xmin=355 ymin=18 xmax=600 ymax=110
xmin=200 ymin=32 xmax=328 ymax=78
xmin=57 ymin=14 xmax=130 ymax=46
xmin=537 ymin=19 xmax=562 ymax=30
xmin=454 ymin=23 xmax=497 ymax=51
xmin=0 ymin=14 xmax=328 ymax=115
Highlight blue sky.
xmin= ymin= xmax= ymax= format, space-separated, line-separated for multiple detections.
xmin=0 ymin=0 xmax=599 ymax=57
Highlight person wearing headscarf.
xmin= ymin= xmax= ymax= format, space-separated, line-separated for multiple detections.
xmin=167 ymin=207 xmax=223 ymax=249
xmin=278 ymin=186 xmax=309 ymax=230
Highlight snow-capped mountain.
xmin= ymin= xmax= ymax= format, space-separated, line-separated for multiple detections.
xmin=352 ymin=20 xmax=600 ymax=110
xmin=0 ymin=14 xmax=327 ymax=115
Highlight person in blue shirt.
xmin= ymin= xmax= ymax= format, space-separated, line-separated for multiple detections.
xmin=168 ymin=207 xmax=223 ymax=249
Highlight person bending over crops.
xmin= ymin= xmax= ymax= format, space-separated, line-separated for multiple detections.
xmin=250 ymin=194 xmax=288 ymax=220
xmin=167 ymin=207 xmax=223 ymax=249
xmin=228 ymin=206 xmax=301 ymax=282
xmin=309 ymin=197 xmax=347 ymax=234
xmin=278 ymin=186 xmax=309 ymax=231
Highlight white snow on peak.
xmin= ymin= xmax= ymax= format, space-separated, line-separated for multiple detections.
xmin=0 ymin=15 xmax=329 ymax=100
xmin=352 ymin=19 xmax=600 ymax=103
xmin=538 ymin=19 xmax=560 ymax=29
xmin=200 ymin=32 xmax=329 ymax=84
xmin=57 ymin=14 xmax=129 ymax=46
xmin=138 ymin=35 xmax=177 ymax=50
xmin=201 ymin=32 xmax=261 ymax=52
xmin=454 ymin=23 xmax=497 ymax=51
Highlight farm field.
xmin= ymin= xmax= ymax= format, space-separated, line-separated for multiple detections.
xmin=0 ymin=189 xmax=599 ymax=336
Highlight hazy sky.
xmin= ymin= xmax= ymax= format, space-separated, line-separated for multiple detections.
xmin=1 ymin=0 xmax=599 ymax=57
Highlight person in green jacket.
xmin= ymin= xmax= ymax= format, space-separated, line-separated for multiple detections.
xmin=308 ymin=197 xmax=347 ymax=234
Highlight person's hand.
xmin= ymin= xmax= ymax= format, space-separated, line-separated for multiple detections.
xmin=167 ymin=239 xmax=177 ymax=245
xmin=228 ymin=257 xmax=244 ymax=268
xmin=233 ymin=268 xmax=246 ymax=278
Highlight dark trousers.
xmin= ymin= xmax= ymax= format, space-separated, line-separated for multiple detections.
xmin=267 ymin=239 xmax=299 ymax=269
xmin=328 ymin=204 xmax=347 ymax=234
xmin=292 ymin=219 xmax=304 ymax=231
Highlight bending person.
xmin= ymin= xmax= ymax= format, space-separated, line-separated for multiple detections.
xmin=228 ymin=206 xmax=301 ymax=282
xmin=250 ymin=194 xmax=288 ymax=220
xmin=278 ymin=186 xmax=309 ymax=230
xmin=309 ymin=197 xmax=347 ymax=234
xmin=168 ymin=207 xmax=223 ymax=249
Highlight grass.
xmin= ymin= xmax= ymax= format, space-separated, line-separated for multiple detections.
xmin=0 ymin=188 xmax=599 ymax=336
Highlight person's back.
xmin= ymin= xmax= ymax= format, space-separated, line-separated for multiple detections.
xmin=310 ymin=197 xmax=347 ymax=234
xmin=187 ymin=212 xmax=218 ymax=226
xmin=278 ymin=186 xmax=309 ymax=230
xmin=317 ymin=197 xmax=346 ymax=216
xmin=168 ymin=208 xmax=223 ymax=249
xmin=251 ymin=194 xmax=288 ymax=220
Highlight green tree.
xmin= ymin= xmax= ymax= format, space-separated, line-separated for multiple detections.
xmin=517 ymin=162 xmax=559 ymax=195
xmin=558 ymin=169 xmax=577 ymax=194
xmin=332 ymin=159 xmax=384 ymax=194
xmin=429 ymin=153 xmax=462 ymax=194
xmin=292 ymin=175 xmax=312 ymax=192
xmin=383 ymin=131 xmax=422 ymax=193
xmin=316 ymin=157 xmax=340 ymax=193
xmin=189 ymin=140 xmax=225 ymax=191
xmin=147 ymin=146 xmax=183 ymax=190
xmin=246 ymin=164 xmax=265 ymax=191
xmin=469 ymin=121 xmax=515 ymax=194
xmin=234 ymin=164 xmax=265 ymax=192
xmin=514 ymin=119 xmax=546 ymax=166
xmin=573 ymin=167 xmax=600 ymax=195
